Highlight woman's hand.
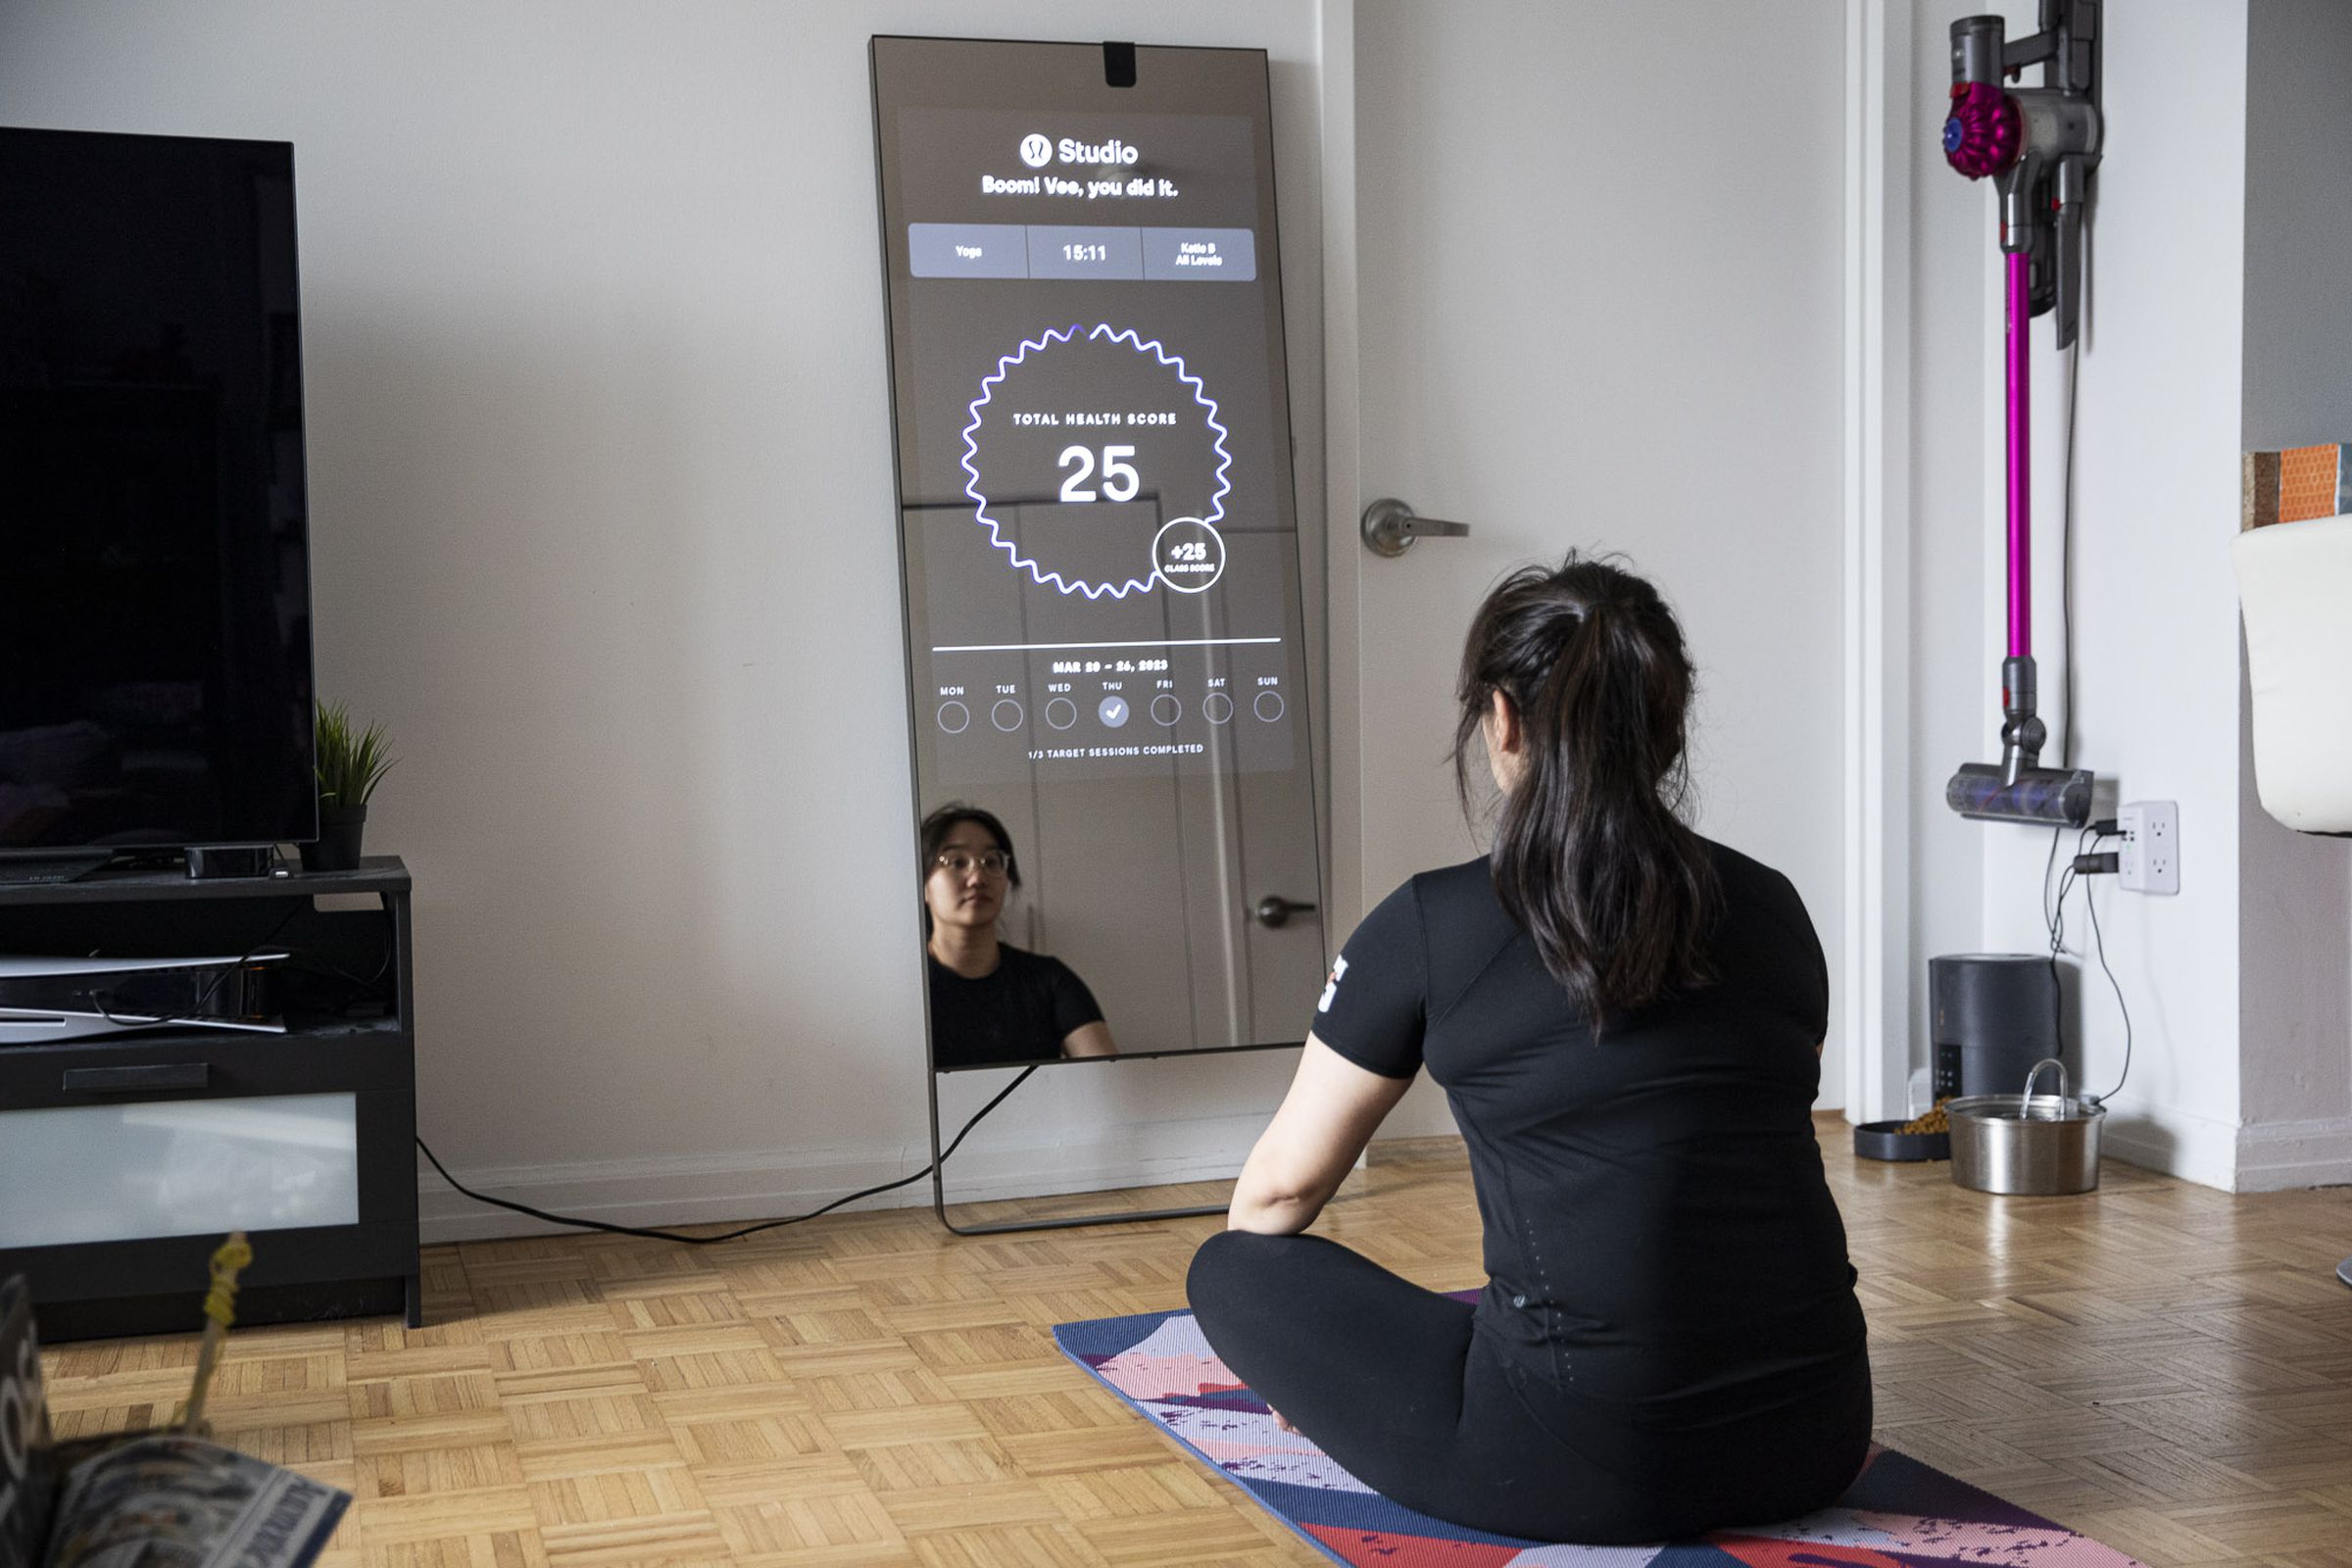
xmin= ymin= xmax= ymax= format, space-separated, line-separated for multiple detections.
xmin=1227 ymin=1035 xmax=1413 ymax=1235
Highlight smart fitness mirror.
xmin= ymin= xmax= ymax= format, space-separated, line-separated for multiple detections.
xmin=871 ymin=36 xmax=1325 ymax=1122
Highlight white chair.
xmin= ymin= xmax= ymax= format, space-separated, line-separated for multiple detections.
xmin=2231 ymin=513 xmax=2352 ymax=1288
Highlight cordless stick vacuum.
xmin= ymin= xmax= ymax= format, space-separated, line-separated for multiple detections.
xmin=1940 ymin=1 xmax=2102 ymax=827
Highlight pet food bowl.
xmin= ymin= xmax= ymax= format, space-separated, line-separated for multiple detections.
xmin=1853 ymin=1120 xmax=1950 ymax=1162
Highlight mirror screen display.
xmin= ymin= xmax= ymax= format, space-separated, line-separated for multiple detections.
xmin=873 ymin=37 xmax=1326 ymax=1067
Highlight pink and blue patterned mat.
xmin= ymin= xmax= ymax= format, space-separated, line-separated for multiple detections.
xmin=1053 ymin=1305 xmax=2147 ymax=1568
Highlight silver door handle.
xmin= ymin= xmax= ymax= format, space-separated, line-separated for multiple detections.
xmin=1361 ymin=498 xmax=1472 ymax=559
xmin=1254 ymin=895 xmax=1318 ymax=929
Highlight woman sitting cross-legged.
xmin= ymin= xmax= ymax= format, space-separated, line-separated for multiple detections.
xmin=1187 ymin=552 xmax=1871 ymax=1544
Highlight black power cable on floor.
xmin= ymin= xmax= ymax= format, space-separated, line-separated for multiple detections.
xmin=416 ymin=1064 xmax=1040 ymax=1244
xmin=233 ymin=879 xmax=1054 ymax=1241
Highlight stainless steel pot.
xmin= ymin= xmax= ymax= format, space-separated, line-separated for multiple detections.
xmin=1947 ymin=1057 xmax=2105 ymax=1195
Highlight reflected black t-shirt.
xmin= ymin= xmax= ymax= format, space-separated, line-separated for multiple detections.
xmin=1313 ymin=841 xmax=1866 ymax=1427
xmin=928 ymin=944 xmax=1103 ymax=1070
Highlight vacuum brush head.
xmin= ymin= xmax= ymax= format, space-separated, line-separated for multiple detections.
xmin=1947 ymin=762 xmax=2093 ymax=827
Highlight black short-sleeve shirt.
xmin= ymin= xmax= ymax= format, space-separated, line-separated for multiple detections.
xmin=1313 ymin=841 xmax=1863 ymax=1423
xmin=928 ymin=945 xmax=1103 ymax=1070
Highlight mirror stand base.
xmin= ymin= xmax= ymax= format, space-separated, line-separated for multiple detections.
xmin=930 ymin=1193 xmax=1226 ymax=1236
xmin=925 ymin=1068 xmax=1231 ymax=1234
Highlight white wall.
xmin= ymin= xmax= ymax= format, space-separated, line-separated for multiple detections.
xmin=47 ymin=0 xmax=2293 ymax=1221
xmin=1904 ymin=1 xmax=2255 ymax=1185
xmin=2235 ymin=0 xmax=2352 ymax=1187
xmin=1882 ymin=0 xmax=2352 ymax=1192
xmin=0 ymin=0 xmax=1334 ymax=1239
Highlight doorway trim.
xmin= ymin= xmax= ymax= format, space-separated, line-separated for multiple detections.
xmin=1839 ymin=0 xmax=1915 ymax=1122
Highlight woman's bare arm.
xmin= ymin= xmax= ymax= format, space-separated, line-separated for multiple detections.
xmin=1061 ymin=1020 xmax=1117 ymax=1058
xmin=1228 ymin=1035 xmax=1413 ymax=1235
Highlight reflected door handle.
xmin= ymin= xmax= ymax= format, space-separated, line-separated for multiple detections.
xmin=1254 ymin=896 xmax=1318 ymax=929
xmin=1361 ymin=497 xmax=1473 ymax=559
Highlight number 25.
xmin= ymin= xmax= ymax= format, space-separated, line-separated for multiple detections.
xmin=1059 ymin=445 xmax=1139 ymax=504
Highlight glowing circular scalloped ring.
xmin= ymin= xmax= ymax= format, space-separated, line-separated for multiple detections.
xmin=961 ymin=322 xmax=1233 ymax=601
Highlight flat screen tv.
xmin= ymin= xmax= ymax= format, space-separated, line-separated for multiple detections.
xmin=0 ymin=126 xmax=317 ymax=872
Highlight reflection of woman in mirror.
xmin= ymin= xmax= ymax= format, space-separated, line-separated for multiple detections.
xmin=1187 ymin=554 xmax=1868 ymax=1544
xmin=921 ymin=804 xmax=1118 ymax=1068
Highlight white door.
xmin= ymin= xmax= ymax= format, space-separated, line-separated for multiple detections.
xmin=1341 ymin=1 xmax=1852 ymax=1129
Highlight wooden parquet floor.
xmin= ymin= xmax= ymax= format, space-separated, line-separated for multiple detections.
xmin=36 ymin=1115 xmax=2352 ymax=1568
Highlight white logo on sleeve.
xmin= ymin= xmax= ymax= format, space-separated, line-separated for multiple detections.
xmin=1317 ymin=955 xmax=1348 ymax=1013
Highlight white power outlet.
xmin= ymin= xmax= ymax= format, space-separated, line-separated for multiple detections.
xmin=2117 ymin=800 xmax=2180 ymax=895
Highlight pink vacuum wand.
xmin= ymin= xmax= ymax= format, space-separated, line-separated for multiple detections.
xmin=1942 ymin=1 xmax=2102 ymax=827
xmin=2002 ymin=249 xmax=2040 ymax=758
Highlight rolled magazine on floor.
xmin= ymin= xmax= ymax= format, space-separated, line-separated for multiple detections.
xmin=0 ymin=1276 xmax=349 ymax=1568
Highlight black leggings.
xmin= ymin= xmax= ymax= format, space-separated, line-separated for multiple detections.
xmin=1187 ymin=1230 xmax=1871 ymax=1544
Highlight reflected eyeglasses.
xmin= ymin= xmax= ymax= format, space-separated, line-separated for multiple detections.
xmin=932 ymin=849 xmax=1011 ymax=878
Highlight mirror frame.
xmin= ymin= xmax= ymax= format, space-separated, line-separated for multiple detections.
xmin=870 ymin=34 xmax=1325 ymax=1232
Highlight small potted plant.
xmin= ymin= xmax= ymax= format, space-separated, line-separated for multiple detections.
xmin=302 ymin=700 xmax=394 ymax=873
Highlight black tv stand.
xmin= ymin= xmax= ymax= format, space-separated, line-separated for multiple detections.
xmin=0 ymin=856 xmax=419 ymax=1340
xmin=0 ymin=852 xmax=113 ymax=886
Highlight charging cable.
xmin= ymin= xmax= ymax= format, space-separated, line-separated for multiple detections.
xmin=80 ymin=901 xmax=309 ymax=1029
xmin=262 ymin=902 xmax=1059 ymax=1245
xmin=416 ymin=1064 xmax=1039 ymax=1245
xmin=2081 ymin=859 xmax=2133 ymax=1103
xmin=2046 ymin=823 xmax=2134 ymax=1104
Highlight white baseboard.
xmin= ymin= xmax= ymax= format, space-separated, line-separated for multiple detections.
xmin=416 ymin=1117 xmax=1264 ymax=1245
xmin=2097 ymin=1104 xmax=2352 ymax=1193
xmin=2234 ymin=1114 xmax=2352 ymax=1193
xmin=2100 ymin=1103 xmax=2244 ymax=1191
xmin=417 ymin=1105 xmax=2352 ymax=1246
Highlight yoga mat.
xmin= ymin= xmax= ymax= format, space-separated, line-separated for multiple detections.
xmin=1054 ymin=1305 xmax=2147 ymax=1568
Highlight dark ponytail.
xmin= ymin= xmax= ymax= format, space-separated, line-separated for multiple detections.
xmin=1452 ymin=553 xmax=1720 ymax=1022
